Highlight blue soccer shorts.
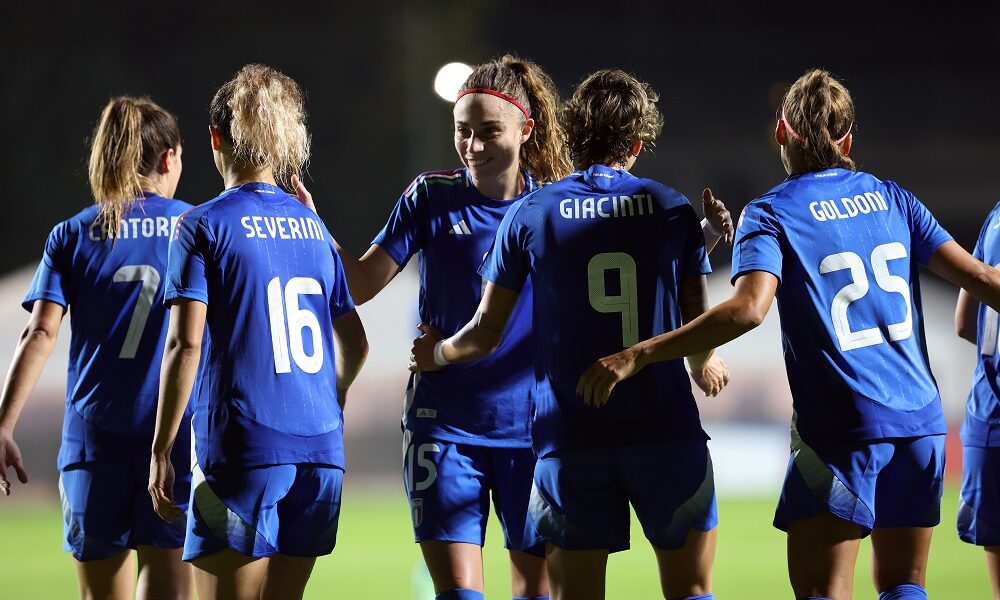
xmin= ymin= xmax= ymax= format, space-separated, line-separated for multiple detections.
xmin=529 ymin=439 xmax=718 ymax=552
xmin=958 ymin=445 xmax=1000 ymax=546
xmin=183 ymin=462 xmax=344 ymax=561
xmin=402 ymin=429 xmax=541 ymax=554
xmin=774 ymin=432 xmax=944 ymax=534
xmin=59 ymin=450 xmax=191 ymax=562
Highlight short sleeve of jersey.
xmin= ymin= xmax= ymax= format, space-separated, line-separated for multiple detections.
xmin=329 ymin=240 xmax=356 ymax=319
xmin=893 ymin=181 xmax=953 ymax=264
xmin=972 ymin=206 xmax=997 ymax=262
xmin=478 ymin=200 xmax=530 ymax=292
xmin=681 ymin=204 xmax=712 ymax=278
xmin=731 ymin=198 xmax=783 ymax=285
xmin=23 ymin=223 xmax=72 ymax=311
xmin=371 ymin=181 xmax=427 ymax=268
xmin=165 ymin=211 xmax=210 ymax=304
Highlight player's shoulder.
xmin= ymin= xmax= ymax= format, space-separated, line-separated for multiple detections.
xmin=631 ymin=177 xmax=691 ymax=209
xmin=183 ymin=186 xmax=246 ymax=222
xmin=161 ymin=196 xmax=194 ymax=214
xmin=49 ymin=204 xmax=101 ymax=240
xmin=525 ymin=170 xmax=579 ymax=197
xmin=402 ymin=168 xmax=468 ymax=199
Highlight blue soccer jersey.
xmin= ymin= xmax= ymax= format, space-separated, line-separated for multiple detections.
xmin=373 ymin=168 xmax=537 ymax=447
xmin=480 ymin=164 xmax=711 ymax=458
xmin=166 ymin=182 xmax=355 ymax=473
xmin=732 ymin=168 xmax=952 ymax=445
xmin=962 ymin=201 xmax=1000 ymax=447
xmin=23 ymin=193 xmax=193 ymax=468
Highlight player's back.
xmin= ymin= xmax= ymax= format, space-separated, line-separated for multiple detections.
xmin=734 ymin=168 xmax=950 ymax=444
xmin=25 ymin=193 xmax=191 ymax=443
xmin=168 ymin=182 xmax=354 ymax=471
xmin=495 ymin=164 xmax=710 ymax=455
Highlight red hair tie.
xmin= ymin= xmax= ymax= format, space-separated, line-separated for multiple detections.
xmin=455 ymin=87 xmax=530 ymax=120
xmin=781 ymin=109 xmax=852 ymax=145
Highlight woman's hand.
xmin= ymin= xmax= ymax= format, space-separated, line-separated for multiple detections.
xmin=410 ymin=323 xmax=446 ymax=373
xmin=0 ymin=427 xmax=27 ymax=496
xmin=576 ymin=348 xmax=644 ymax=408
xmin=148 ymin=452 xmax=182 ymax=523
xmin=691 ymin=353 xmax=729 ymax=397
xmin=703 ymin=188 xmax=734 ymax=245
xmin=291 ymin=174 xmax=317 ymax=213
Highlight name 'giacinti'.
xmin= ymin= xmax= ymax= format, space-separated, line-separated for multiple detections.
xmin=559 ymin=194 xmax=655 ymax=220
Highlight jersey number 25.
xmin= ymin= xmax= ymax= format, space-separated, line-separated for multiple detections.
xmin=820 ymin=242 xmax=912 ymax=352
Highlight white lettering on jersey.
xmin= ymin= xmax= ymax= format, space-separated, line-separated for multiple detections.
xmin=559 ymin=194 xmax=655 ymax=220
xmin=809 ymin=191 xmax=888 ymax=222
xmin=242 ymin=215 xmax=326 ymax=240
xmin=88 ymin=216 xmax=180 ymax=241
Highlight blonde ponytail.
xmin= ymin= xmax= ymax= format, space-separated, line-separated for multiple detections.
xmin=88 ymin=97 xmax=181 ymax=238
xmin=210 ymin=64 xmax=310 ymax=188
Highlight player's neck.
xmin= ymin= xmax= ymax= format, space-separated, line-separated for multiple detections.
xmin=142 ymin=173 xmax=171 ymax=199
xmin=469 ymin=167 xmax=524 ymax=200
xmin=223 ymin=164 xmax=277 ymax=190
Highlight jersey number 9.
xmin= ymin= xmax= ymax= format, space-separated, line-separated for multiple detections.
xmin=588 ymin=252 xmax=639 ymax=348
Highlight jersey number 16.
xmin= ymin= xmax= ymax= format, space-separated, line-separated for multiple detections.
xmin=267 ymin=276 xmax=325 ymax=374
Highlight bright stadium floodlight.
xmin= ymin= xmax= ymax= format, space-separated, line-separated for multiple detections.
xmin=433 ymin=62 xmax=473 ymax=102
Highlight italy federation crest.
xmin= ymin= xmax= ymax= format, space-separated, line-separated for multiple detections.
xmin=411 ymin=497 xmax=424 ymax=527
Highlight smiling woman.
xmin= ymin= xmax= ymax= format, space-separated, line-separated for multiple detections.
xmin=327 ymin=54 xmax=572 ymax=600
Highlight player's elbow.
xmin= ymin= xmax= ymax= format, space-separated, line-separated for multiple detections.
xmin=351 ymin=286 xmax=374 ymax=306
xmin=165 ymin=332 xmax=201 ymax=354
xmin=956 ymin=317 xmax=977 ymax=344
xmin=351 ymin=334 xmax=370 ymax=366
xmin=20 ymin=323 xmax=57 ymax=348
xmin=730 ymin=299 xmax=767 ymax=329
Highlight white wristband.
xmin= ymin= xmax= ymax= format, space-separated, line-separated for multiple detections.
xmin=701 ymin=217 xmax=721 ymax=238
xmin=433 ymin=340 xmax=450 ymax=367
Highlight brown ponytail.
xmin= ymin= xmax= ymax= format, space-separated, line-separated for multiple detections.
xmin=461 ymin=54 xmax=573 ymax=183
xmin=781 ymin=69 xmax=856 ymax=171
xmin=210 ymin=64 xmax=310 ymax=189
xmin=88 ymin=97 xmax=181 ymax=239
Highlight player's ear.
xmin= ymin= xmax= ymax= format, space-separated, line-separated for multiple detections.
xmin=839 ymin=133 xmax=853 ymax=156
xmin=629 ymin=139 xmax=643 ymax=157
xmin=774 ymin=120 xmax=788 ymax=146
xmin=209 ymin=125 xmax=223 ymax=151
xmin=158 ymin=147 xmax=175 ymax=174
xmin=520 ymin=117 xmax=535 ymax=143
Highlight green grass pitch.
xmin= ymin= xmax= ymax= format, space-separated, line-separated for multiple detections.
xmin=0 ymin=486 xmax=989 ymax=598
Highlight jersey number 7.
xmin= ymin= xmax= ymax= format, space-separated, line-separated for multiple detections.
xmin=112 ymin=265 xmax=160 ymax=359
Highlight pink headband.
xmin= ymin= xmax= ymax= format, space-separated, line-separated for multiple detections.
xmin=455 ymin=87 xmax=530 ymax=120
xmin=781 ymin=109 xmax=852 ymax=145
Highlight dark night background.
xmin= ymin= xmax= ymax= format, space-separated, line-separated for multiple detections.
xmin=3 ymin=2 xmax=1000 ymax=276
